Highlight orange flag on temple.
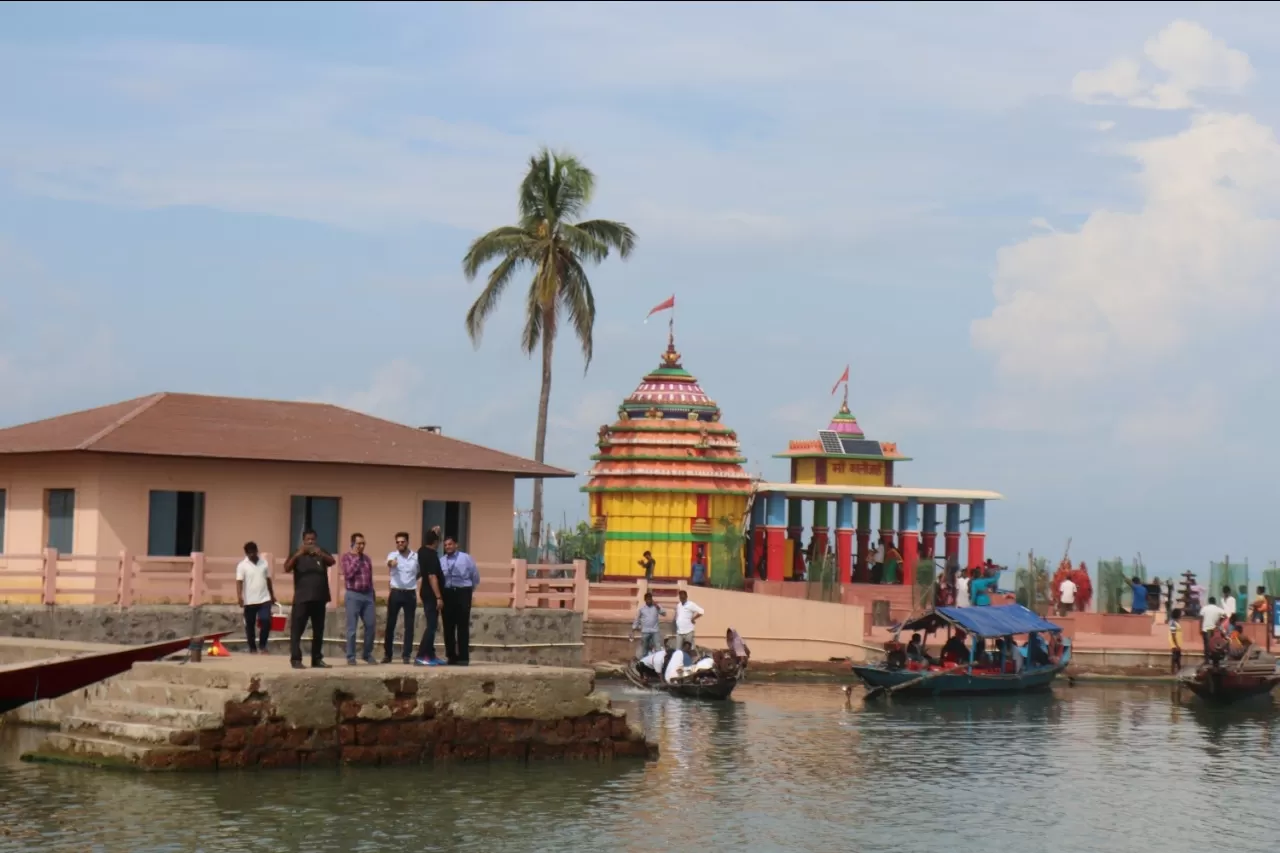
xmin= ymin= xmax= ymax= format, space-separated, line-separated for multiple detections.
xmin=832 ymin=365 xmax=849 ymax=395
xmin=644 ymin=294 xmax=675 ymax=322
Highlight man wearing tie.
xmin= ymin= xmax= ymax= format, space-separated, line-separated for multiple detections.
xmin=440 ymin=536 xmax=479 ymax=666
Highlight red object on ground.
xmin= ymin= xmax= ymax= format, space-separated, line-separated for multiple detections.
xmin=270 ymin=610 xmax=287 ymax=631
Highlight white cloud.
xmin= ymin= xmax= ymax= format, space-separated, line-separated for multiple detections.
xmin=1071 ymin=20 xmax=1253 ymax=110
xmin=1094 ymin=120 xmax=1117 ymax=132
xmin=974 ymin=23 xmax=1280 ymax=454
xmin=316 ymin=358 xmax=425 ymax=423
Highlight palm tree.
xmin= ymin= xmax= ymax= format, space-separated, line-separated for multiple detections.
xmin=463 ymin=149 xmax=636 ymax=555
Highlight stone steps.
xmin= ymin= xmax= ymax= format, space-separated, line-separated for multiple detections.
xmin=41 ymin=732 xmax=195 ymax=766
xmin=63 ymin=713 xmax=189 ymax=745
xmin=84 ymin=700 xmax=223 ymax=729
xmin=106 ymin=678 xmax=236 ymax=711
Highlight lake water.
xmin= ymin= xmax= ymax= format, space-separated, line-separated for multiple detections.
xmin=0 ymin=682 xmax=1275 ymax=852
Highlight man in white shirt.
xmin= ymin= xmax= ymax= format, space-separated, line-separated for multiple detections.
xmin=1058 ymin=577 xmax=1077 ymax=617
xmin=664 ymin=641 xmax=694 ymax=683
xmin=675 ymin=589 xmax=704 ymax=648
xmin=383 ymin=531 xmax=420 ymax=664
xmin=1199 ymin=597 xmax=1227 ymax=661
xmin=235 ymin=541 xmax=275 ymax=654
xmin=955 ymin=571 xmax=971 ymax=608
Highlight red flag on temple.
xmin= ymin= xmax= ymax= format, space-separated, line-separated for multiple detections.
xmin=644 ymin=295 xmax=675 ymax=322
xmin=831 ymin=365 xmax=849 ymax=395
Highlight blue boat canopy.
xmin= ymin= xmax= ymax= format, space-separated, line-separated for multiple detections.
xmin=900 ymin=604 xmax=1062 ymax=637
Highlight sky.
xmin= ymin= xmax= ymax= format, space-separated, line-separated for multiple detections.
xmin=1 ymin=2 xmax=1279 ymax=578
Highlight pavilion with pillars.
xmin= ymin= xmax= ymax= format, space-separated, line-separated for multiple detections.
xmin=747 ymin=390 xmax=1001 ymax=586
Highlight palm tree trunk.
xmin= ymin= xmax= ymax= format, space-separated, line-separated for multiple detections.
xmin=529 ymin=321 xmax=555 ymax=557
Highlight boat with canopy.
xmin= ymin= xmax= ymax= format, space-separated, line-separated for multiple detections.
xmin=851 ymin=604 xmax=1071 ymax=698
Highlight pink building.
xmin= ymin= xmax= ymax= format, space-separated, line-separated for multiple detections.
xmin=0 ymin=393 xmax=571 ymax=594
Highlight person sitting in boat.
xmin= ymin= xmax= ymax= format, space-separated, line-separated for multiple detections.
xmin=637 ymin=646 xmax=668 ymax=679
xmin=726 ymin=628 xmax=750 ymax=665
xmin=1027 ymin=633 xmax=1052 ymax=668
xmin=1227 ymin=618 xmax=1252 ymax=661
xmin=940 ymin=629 xmax=969 ymax=665
xmin=906 ymin=632 xmax=936 ymax=666
xmin=664 ymin=640 xmax=695 ymax=683
xmin=998 ymin=635 xmax=1024 ymax=673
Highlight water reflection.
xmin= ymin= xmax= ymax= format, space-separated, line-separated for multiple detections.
xmin=0 ymin=684 xmax=1276 ymax=853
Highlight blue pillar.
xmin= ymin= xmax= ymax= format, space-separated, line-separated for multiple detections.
xmin=970 ymin=500 xmax=986 ymax=533
xmin=836 ymin=496 xmax=854 ymax=531
xmin=766 ymin=494 xmax=787 ymax=527
xmin=944 ymin=503 xmax=961 ymax=568
xmin=922 ymin=504 xmax=937 ymax=533
xmin=903 ymin=498 xmax=919 ymax=532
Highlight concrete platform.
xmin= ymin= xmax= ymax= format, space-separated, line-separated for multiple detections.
xmin=22 ymin=653 xmax=656 ymax=771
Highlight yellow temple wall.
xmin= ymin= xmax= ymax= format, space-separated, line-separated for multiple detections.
xmin=827 ymin=460 xmax=886 ymax=486
xmin=598 ymin=491 xmax=748 ymax=579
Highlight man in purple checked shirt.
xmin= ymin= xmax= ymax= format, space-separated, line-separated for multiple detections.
xmin=341 ymin=532 xmax=376 ymax=665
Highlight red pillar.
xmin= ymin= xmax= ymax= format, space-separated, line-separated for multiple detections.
xmin=751 ymin=526 xmax=766 ymax=576
xmin=835 ymin=529 xmax=853 ymax=583
xmin=921 ymin=532 xmax=936 ymax=560
xmin=855 ymin=532 xmax=870 ymax=583
xmin=944 ymin=532 xmax=961 ymax=567
xmin=902 ymin=533 xmax=919 ymax=588
xmin=766 ymin=527 xmax=787 ymax=581
xmin=966 ymin=533 xmax=986 ymax=570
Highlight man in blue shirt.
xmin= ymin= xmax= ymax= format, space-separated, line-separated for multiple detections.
xmin=440 ymin=537 xmax=480 ymax=666
xmin=383 ymin=531 xmax=420 ymax=664
xmin=1130 ymin=576 xmax=1148 ymax=616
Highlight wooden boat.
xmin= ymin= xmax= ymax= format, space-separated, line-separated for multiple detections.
xmin=623 ymin=651 xmax=743 ymax=700
xmin=0 ymin=633 xmax=229 ymax=714
xmin=1179 ymin=646 xmax=1280 ymax=705
xmin=851 ymin=604 xmax=1070 ymax=698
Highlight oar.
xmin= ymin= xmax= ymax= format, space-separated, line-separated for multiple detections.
xmin=864 ymin=664 xmax=963 ymax=701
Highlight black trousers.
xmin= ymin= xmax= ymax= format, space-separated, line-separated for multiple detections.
xmin=242 ymin=602 xmax=271 ymax=651
xmin=384 ymin=589 xmax=417 ymax=662
xmin=290 ymin=600 xmax=327 ymax=664
xmin=416 ymin=596 xmax=440 ymax=660
xmin=442 ymin=587 xmax=473 ymax=664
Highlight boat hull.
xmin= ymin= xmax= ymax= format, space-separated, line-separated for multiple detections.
xmin=0 ymin=633 xmax=229 ymax=714
xmin=850 ymin=663 xmax=1066 ymax=696
xmin=623 ymin=661 xmax=740 ymax=700
xmin=1180 ymin=668 xmax=1280 ymax=705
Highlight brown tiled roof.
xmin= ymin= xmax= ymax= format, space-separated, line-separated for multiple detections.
xmin=0 ymin=393 xmax=573 ymax=479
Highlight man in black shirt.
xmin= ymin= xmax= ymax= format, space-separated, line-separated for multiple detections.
xmin=414 ymin=528 xmax=445 ymax=666
xmin=285 ymin=529 xmax=336 ymax=669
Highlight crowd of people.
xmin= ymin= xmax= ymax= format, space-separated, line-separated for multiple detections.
xmin=935 ymin=559 xmax=1006 ymax=608
xmin=233 ymin=527 xmax=480 ymax=669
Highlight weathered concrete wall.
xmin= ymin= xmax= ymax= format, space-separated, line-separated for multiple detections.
xmin=0 ymin=605 xmax=582 ymax=667
xmin=26 ymin=659 xmax=656 ymax=770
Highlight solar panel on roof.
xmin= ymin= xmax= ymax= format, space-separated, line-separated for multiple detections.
xmin=840 ymin=438 xmax=884 ymax=456
xmin=818 ymin=430 xmax=844 ymax=454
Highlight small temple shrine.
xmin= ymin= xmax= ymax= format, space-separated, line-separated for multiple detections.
xmin=749 ymin=379 xmax=1001 ymax=586
xmin=582 ymin=333 xmax=752 ymax=578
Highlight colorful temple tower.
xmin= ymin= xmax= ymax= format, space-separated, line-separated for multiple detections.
xmin=767 ymin=391 xmax=910 ymax=581
xmin=583 ymin=334 xmax=753 ymax=578
xmin=748 ymin=378 xmax=1002 ymax=587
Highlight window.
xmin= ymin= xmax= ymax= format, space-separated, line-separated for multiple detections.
xmin=290 ymin=496 xmax=340 ymax=554
xmin=46 ymin=489 xmax=75 ymax=554
xmin=148 ymin=491 xmax=206 ymax=557
xmin=422 ymin=500 xmax=470 ymax=552
xmin=0 ymin=489 xmax=6 ymax=554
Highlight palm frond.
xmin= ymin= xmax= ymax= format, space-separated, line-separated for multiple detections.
xmin=558 ymin=254 xmax=596 ymax=368
xmin=521 ymin=272 xmax=551 ymax=356
xmin=519 ymin=149 xmax=554 ymax=223
xmin=462 ymin=225 xmax=534 ymax=280
xmin=559 ymin=223 xmax=610 ymax=264
xmin=566 ymin=219 xmax=636 ymax=261
xmin=464 ymin=253 xmax=526 ymax=345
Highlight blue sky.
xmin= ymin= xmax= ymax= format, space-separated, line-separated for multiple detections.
xmin=2 ymin=3 xmax=1280 ymax=577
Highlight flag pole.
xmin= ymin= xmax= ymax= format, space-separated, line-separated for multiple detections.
xmin=669 ymin=299 xmax=676 ymax=349
xmin=843 ymin=368 xmax=849 ymax=407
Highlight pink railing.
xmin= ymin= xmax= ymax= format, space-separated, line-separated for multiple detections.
xmin=0 ymin=551 xmax=589 ymax=612
xmin=587 ymin=578 xmax=686 ymax=621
